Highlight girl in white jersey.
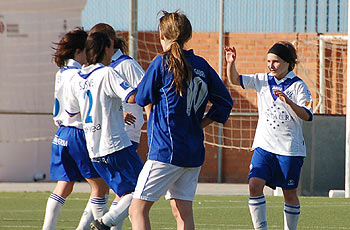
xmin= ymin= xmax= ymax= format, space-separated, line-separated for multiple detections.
xmin=42 ymin=28 xmax=109 ymax=230
xmin=225 ymin=41 xmax=313 ymax=230
xmin=66 ymin=32 xmax=143 ymax=230
xmin=81 ymin=23 xmax=152 ymax=230
xmin=129 ymin=11 xmax=233 ymax=230
xmin=75 ymin=23 xmax=148 ymax=230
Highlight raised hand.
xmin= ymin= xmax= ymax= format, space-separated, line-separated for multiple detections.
xmin=225 ymin=46 xmax=237 ymax=64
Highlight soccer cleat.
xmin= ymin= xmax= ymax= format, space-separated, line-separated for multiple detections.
xmin=90 ymin=219 xmax=110 ymax=230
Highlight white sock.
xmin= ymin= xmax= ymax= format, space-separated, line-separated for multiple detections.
xmin=76 ymin=201 xmax=93 ymax=230
xmin=90 ymin=197 xmax=108 ymax=219
xmin=284 ymin=204 xmax=300 ymax=230
xmin=76 ymin=194 xmax=109 ymax=230
xmin=110 ymin=201 xmax=123 ymax=230
xmin=102 ymin=194 xmax=133 ymax=227
xmin=248 ymin=195 xmax=267 ymax=230
xmin=42 ymin=193 xmax=65 ymax=230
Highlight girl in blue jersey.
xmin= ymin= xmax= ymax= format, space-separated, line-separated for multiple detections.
xmin=42 ymin=28 xmax=109 ymax=230
xmin=128 ymin=11 xmax=233 ymax=230
xmin=225 ymin=42 xmax=313 ymax=230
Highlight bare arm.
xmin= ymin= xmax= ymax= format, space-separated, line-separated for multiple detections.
xmin=126 ymin=91 xmax=136 ymax=103
xmin=201 ymin=117 xmax=214 ymax=129
xmin=144 ymin=104 xmax=152 ymax=121
xmin=273 ymin=90 xmax=311 ymax=121
xmin=225 ymin=46 xmax=240 ymax=86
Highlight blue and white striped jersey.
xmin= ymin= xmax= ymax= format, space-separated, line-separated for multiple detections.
xmin=240 ymin=71 xmax=313 ymax=156
xmin=53 ymin=59 xmax=82 ymax=128
xmin=66 ymin=63 xmax=135 ymax=158
xmin=136 ymin=49 xmax=233 ymax=167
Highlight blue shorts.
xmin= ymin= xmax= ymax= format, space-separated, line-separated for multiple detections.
xmin=248 ymin=147 xmax=304 ymax=189
xmin=92 ymin=146 xmax=143 ymax=197
xmin=50 ymin=126 xmax=100 ymax=181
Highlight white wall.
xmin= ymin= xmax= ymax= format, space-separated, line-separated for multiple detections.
xmin=0 ymin=0 xmax=86 ymax=181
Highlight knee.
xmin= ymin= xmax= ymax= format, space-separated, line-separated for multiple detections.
xmin=249 ymin=179 xmax=264 ymax=196
xmin=129 ymin=199 xmax=151 ymax=220
xmin=54 ymin=181 xmax=74 ymax=198
xmin=170 ymin=200 xmax=193 ymax=221
xmin=283 ymin=189 xmax=299 ymax=205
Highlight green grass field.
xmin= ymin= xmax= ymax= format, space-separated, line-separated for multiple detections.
xmin=1 ymin=192 xmax=350 ymax=229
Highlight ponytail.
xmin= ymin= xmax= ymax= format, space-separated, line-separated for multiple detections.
xmin=159 ymin=10 xmax=193 ymax=96
xmin=163 ymin=42 xmax=192 ymax=96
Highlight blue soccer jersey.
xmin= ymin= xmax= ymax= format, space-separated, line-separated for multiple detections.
xmin=136 ymin=49 xmax=233 ymax=167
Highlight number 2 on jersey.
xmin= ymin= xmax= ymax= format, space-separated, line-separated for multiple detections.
xmin=84 ymin=90 xmax=93 ymax=123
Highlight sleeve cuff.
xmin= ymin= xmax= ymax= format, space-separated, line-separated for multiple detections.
xmin=303 ymin=107 xmax=313 ymax=121
xmin=125 ymin=88 xmax=137 ymax=103
xmin=239 ymin=75 xmax=245 ymax=89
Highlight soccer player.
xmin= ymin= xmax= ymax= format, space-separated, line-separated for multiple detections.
xmin=89 ymin=22 xmax=151 ymax=152
xmin=42 ymin=28 xmax=109 ymax=230
xmin=128 ymin=10 xmax=233 ymax=230
xmin=66 ymin=32 xmax=143 ymax=230
xmin=225 ymin=41 xmax=313 ymax=230
xmin=76 ymin=23 xmax=149 ymax=230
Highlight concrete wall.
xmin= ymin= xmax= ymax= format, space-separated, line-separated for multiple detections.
xmin=0 ymin=0 xmax=86 ymax=181
xmin=300 ymin=115 xmax=345 ymax=196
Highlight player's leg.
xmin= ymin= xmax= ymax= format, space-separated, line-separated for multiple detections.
xmin=131 ymin=160 xmax=187 ymax=230
xmin=165 ymin=166 xmax=200 ymax=230
xmin=129 ymin=198 xmax=154 ymax=230
xmin=43 ymin=126 xmax=78 ymax=230
xmin=109 ymin=196 xmax=124 ymax=230
xmin=278 ymin=155 xmax=304 ymax=230
xmin=248 ymin=148 xmax=276 ymax=230
xmin=42 ymin=181 xmax=74 ymax=230
xmin=86 ymin=177 xmax=110 ymax=219
xmin=282 ymin=188 xmax=300 ymax=230
xmin=248 ymin=178 xmax=267 ymax=230
xmin=100 ymin=192 xmax=133 ymax=228
xmin=170 ymin=199 xmax=194 ymax=230
xmin=91 ymin=147 xmax=143 ymax=229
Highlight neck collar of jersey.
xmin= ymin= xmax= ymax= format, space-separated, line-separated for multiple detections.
xmin=183 ymin=49 xmax=194 ymax=57
xmin=111 ymin=49 xmax=123 ymax=62
xmin=78 ymin=63 xmax=105 ymax=79
xmin=272 ymin=71 xmax=296 ymax=84
xmin=60 ymin=59 xmax=81 ymax=73
xmin=268 ymin=71 xmax=301 ymax=101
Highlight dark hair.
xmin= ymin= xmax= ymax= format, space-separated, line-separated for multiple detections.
xmin=85 ymin=32 xmax=111 ymax=65
xmin=159 ymin=10 xmax=193 ymax=96
xmin=89 ymin=23 xmax=128 ymax=53
xmin=52 ymin=27 xmax=87 ymax=68
xmin=276 ymin=41 xmax=298 ymax=71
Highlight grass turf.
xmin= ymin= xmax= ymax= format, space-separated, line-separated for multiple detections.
xmin=0 ymin=192 xmax=350 ymax=229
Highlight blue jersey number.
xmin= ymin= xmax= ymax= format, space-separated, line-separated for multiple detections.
xmin=84 ymin=90 xmax=93 ymax=123
xmin=53 ymin=98 xmax=60 ymax=117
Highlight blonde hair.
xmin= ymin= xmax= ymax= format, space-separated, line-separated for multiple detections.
xmin=159 ymin=10 xmax=193 ymax=96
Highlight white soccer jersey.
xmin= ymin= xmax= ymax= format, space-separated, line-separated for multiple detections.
xmin=67 ymin=63 xmax=135 ymax=158
xmin=111 ymin=50 xmax=145 ymax=143
xmin=53 ymin=59 xmax=82 ymax=129
xmin=241 ymin=71 xmax=313 ymax=157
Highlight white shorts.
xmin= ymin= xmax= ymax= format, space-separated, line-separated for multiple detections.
xmin=133 ymin=160 xmax=201 ymax=202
